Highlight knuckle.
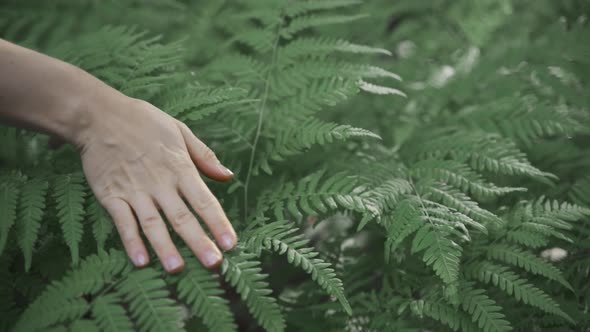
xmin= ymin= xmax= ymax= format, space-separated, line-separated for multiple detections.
xmin=141 ymin=215 xmax=161 ymax=229
xmin=178 ymin=121 xmax=190 ymax=131
xmin=194 ymin=194 xmax=217 ymax=211
xmin=170 ymin=210 xmax=193 ymax=228
xmin=200 ymin=145 xmax=217 ymax=161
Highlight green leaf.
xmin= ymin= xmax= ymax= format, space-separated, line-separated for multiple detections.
xmin=17 ymin=178 xmax=49 ymax=271
xmin=245 ymin=221 xmax=352 ymax=314
xmin=175 ymin=255 xmax=237 ymax=332
xmin=459 ymin=283 xmax=512 ymax=332
xmin=53 ymin=173 xmax=87 ymax=265
xmin=221 ymin=251 xmax=285 ymax=332
xmin=0 ymin=180 xmax=19 ymax=255
xmin=92 ymin=294 xmax=135 ymax=332
xmin=487 ymin=244 xmax=573 ymax=290
xmin=117 ymin=268 xmax=184 ymax=332
xmin=88 ymin=197 xmax=113 ymax=252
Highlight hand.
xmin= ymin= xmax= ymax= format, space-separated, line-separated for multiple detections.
xmin=78 ymin=95 xmax=237 ymax=273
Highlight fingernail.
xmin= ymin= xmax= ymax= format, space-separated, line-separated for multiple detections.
xmin=220 ymin=233 xmax=236 ymax=251
xmin=203 ymin=250 xmax=222 ymax=267
xmin=218 ymin=164 xmax=234 ymax=177
xmin=134 ymin=253 xmax=148 ymax=266
xmin=165 ymin=256 xmax=183 ymax=272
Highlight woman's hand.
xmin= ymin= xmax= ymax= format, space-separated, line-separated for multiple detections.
xmin=77 ymin=96 xmax=237 ymax=273
xmin=0 ymin=39 xmax=235 ymax=273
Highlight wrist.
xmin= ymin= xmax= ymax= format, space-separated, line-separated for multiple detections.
xmin=58 ymin=70 xmax=130 ymax=149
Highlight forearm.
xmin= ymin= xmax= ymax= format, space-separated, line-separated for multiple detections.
xmin=0 ymin=39 xmax=125 ymax=147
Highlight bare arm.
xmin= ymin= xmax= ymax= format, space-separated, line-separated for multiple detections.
xmin=0 ymin=39 xmax=237 ymax=273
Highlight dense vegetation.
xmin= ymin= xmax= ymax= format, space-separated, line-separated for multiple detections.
xmin=1 ymin=1 xmax=589 ymax=331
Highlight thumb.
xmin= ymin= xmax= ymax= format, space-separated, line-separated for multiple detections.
xmin=178 ymin=122 xmax=234 ymax=182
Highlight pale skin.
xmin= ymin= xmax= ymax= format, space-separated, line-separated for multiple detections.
xmin=0 ymin=39 xmax=237 ymax=273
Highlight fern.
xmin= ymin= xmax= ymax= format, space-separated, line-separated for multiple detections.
xmin=221 ymin=251 xmax=285 ymax=332
xmin=486 ymin=244 xmax=573 ymax=290
xmin=466 ymin=261 xmax=572 ymax=322
xmin=88 ymin=197 xmax=113 ymax=252
xmin=174 ymin=252 xmax=237 ymax=332
xmin=411 ymin=223 xmax=462 ymax=289
xmin=259 ymin=118 xmax=380 ymax=173
xmin=13 ymin=250 xmax=131 ymax=332
xmin=410 ymin=298 xmax=479 ymax=332
xmin=419 ymin=183 xmax=503 ymax=226
xmin=91 ymin=294 xmax=135 ymax=332
xmin=17 ymin=178 xmax=49 ymax=271
xmin=2 ymin=1 xmax=589 ymax=331
xmin=245 ymin=221 xmax=352 ymax=314
xmin=53 ymin=173 xmax=87 ymax=265
xmin=0 ymin=179 xmax=19 ymax=255
xmin=410 ymin=159 xmax=525 ymax=199
xmin=116 ymin=268 xmax=184 ymax=332
xmin=458 ymin=283 xmax=512 ymax=332
xmin=256 ymin=170 xmax=379 ymax=222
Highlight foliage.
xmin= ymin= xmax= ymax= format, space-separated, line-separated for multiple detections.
xmin=1 ymin=0 xmax=589 ymax=331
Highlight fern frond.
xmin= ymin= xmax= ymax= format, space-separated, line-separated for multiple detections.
xmin=420 ymin=199 xmax=488 ymax=238
xmin=116 ymin=268 xmax=183 ymax=332
xmin=260 ymin=118 xmax=379 ymax=172
xmin=55 ymin=26 xmax=184 ymax=98
xmin=569 ymin=175 xmax=590 ymax=206
xmin=529 ymin=197 xmax=590 ymax=226
xmin=88 ymin=197 xmax=113 ymax=252
xmin=91 ymin=294 xmax=134 ymax=332
xmin=14 ymin=299 xmax=89 ymax=332
xmin=221 ymin=251 xmax=285 ymax=332
xmin=284 ymin=0 xmax=362 ymax=17
xmin=257 ymin=171 xmax=379 ymax=222
xmin=233 ymin=28 xmax=276 ymax=53
xmin=410 ymin=159 xmax=525 ymax=199
xmin=163 ymin=86 xmax=249 ymax=119
xmin=411 ymin=223 xmax=462 ymax=287
xmin=420 ymin=183 xmax=503 ymax=226
xmin=276 ymin=78 xmax=359 ymax=117
xmin=407 ymin=132 xmax=554 ymax=181
xmin=282 ymin=14 xmax=368 ymax=39
xmin=69 ymin=319 xmax=100 ymax=332
xmin=358 ymin=80 xmax=406 ymax=96
xmin=270 ymin=62 xmax=400 ymax=99
xmin=421 ymin=184 xmax=502 ymax=229
xmin=362 ymin=178 xmax=412 ymax=219
xmin=410 ymin=298 xmax=479 ymax=332
xmin=457 ymin=96 xmax=577 ymax=146
xmin=245 ymin=221 xmax=352 ymax=314
xmin=17 ymin=178 xmax=49 ymax=271
xmin=175 ymin=255 xmax=237 ymax=332
xmin=279 ymin=37 xmax=391 ymax=64
xmin=0 ymin=180 xmax=19 ymax=255
xmin=384 ymin=199 xmax=422 ymax=262
xmin=205 ymin=54 xmax=268 ymax=81
xmin=459 ymin=283 xmax=512 ymax=332
xmin=14 ymin=250 xmax=131 ymax=332
xmin=53 ymin=173 xmax=87 ymax=265
xmin=466 ymin=261 xmax=573 ymax=322
xmin=505 ymin=229 xmax=550 ymax=248
xmin=486 ymin=244 xmax=572 ymax=290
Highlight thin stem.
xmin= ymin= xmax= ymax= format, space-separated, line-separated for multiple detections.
xmin=242 ymin=23 xmax=283 ymax=222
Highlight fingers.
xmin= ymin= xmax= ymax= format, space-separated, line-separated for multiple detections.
xmin=156 ymin=191 xmax=223 ymax=269
xmin=178 ymin=122 xmax=234 ymax=182
xmin=102 ymin=198 xmax=149 ymax=268
xmin=131 ymin=194 xmax=185 ymax=273
xmin=179 ymin=175 xmax=237 ymax=251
